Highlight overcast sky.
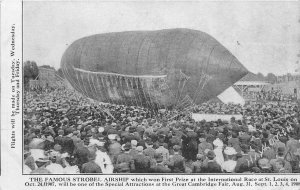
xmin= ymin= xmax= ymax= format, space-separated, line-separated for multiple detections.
xmin=23 ymin=1 xmax=300 ymax=75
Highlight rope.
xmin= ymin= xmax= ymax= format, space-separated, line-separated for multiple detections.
xmin=148 ymin=78 xmax=160 ymax=112
xmin=133 ymin=78 xmax=143 ymax=107
xmin=120 ymin=76 xmax=131 ymax=106
xmin=125 ymin=78 xmax=136 ymax=106
xmin=75 ymin=70 xmax=88 ymax=98
xmin=175 ymin=70 xmax=190 ymax=107
xmin=73 ymin=67 xmax=167 ymax=78
xmin=101 ymin=76 xmax=113 ymax=105
xmin=137 ymin=78 xmax=151 ymax=109
xmin=87 ymin=71 xmax=97 ymax=101
xmin=93 ymin=73 xmax=103 ymax=102
xmin=140 ymin=78 xmax=154 ymax=111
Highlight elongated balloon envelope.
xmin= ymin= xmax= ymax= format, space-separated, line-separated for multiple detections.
xmin=61 ymin=28 xmax=248 ymax=110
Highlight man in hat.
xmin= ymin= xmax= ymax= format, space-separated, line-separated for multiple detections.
xmin=270 ymin=147 xmax=292 ymax=173
xmin=55 ymin=129 xmax=75 ymax=155
xmin=213 ymin=138 xmax=225 ymax=168
xmin=251 ymin=131 xmax=262 ymax=152
xmin=167 ymin=145 xmax=185 ymax=173
xmin=54 ymin=129 xmax=65 ymax=145
xmin=235 ymin=159 xmax=252 ymax=173
xmin=248 ymin=142 xmax=261 ymax=164
xmin=291 ymin=148 xmax=300 ymax=172
xmin=46 ymin=155 xmax=64 ymax=174
xmin=48 ymin=144 xmax=65 ymax=167
xmin=286 ymin=132 xmax=300 ymax=159
xmin=228 ymin=132 xmax=241 ymax=153
xmin=81 ymin=151 xmax=102 ymax=173
xmin=143 ymin=138 xmax=156 ymax=159
xmin=129 ymin=140 xmax=139 ymax=157
xmin=115 ymin=142 xmax=135 ymax=173
xmin=257 ymin=158 xmax=272 ymax=173
xmin=71 ymin=130 xmax=81 ymax=144
xmin=133 ymin=146 xmax=151 ymax=173
xmin=262 ymin=145 xmax=276 ymax=160
xmin=198 ymin=133 xmax=213 ymax=155
xmin=30 ymin=158 xmax=51 ymax=174
xmin=235 ymin=144 xmax=256 ymax=172
xmin=24 ymin=146 xmax=36 ymax=171
xmin=275 ymin=159 xmax=290 ymax=173
xmin=172 ymin=124 xmax=184 ymax=139
xmin=183 ymin=126 xmax=198 ymax=161
xmin=149 ymin=153 xmax=171 ymax=173
xmin=169 ymin=131 xmax=182 ymax=151
xmin=270 ymin=134 xmax=286 ymax=153
xmin=108 ymin=134 xmax=121 ymax=165
xmin=43 ymin=135 xmax=55 ymax=151
xmin=222 ymin=147 xmax=237 ymax=173
xmin=201 ymin=150 xmax=222 ymax=173
xmin=191 ymin=154 xmax=204 ymax=173
xmin=123 ymin=126 xmax=140 ymax=143
xmin=155 ymin=142 xmax=170 ymax=164
xmin=92 ymin=140 xmax=114 ymax=174
xmin=239 ymin=128 xmax=251 ymax=145
xmin=73 ymin=140 xmax=90 ymax=171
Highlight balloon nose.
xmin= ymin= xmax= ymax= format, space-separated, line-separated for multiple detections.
xmin=228 ymin=58 xmax=249 ymax=85
xmin=193 ymin=56 xmax=248 ymax=104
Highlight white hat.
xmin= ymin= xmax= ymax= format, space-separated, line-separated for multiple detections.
xmin=108 ymin=134 xmax=117 ymax=140
xmin=223 ymin=160 xmax=236 ymax=172
xmin=248 ymin=125 xmax=255 ymax=132
xmin=61 ymin=152 xmax=70 ymax=158
xmin=89 ymin=139 xmax=104 ymax=146
xmin=121 ymin=144 xmax=125 ymax=151
xmin=136 ymin=146 xmax=143 ymax=152
xmin=98 ymin=127 xmax=104 ymax=133
xmin=204 ymin=149 xmax=211 ymax=155
xmin=131 ymin=140 xmax=137 ymax=146
xmin=224 ymin=147 xmax=237 ymax=155
xmin=213 ymin=138 xmax=223 ymax=147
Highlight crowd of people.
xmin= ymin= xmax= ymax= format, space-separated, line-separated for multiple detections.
xmin=24 ymin=87 xmax=300 ymax=174
xmin=237 ymin=89 xmax=297 ymax=102
xmin=192 ymin=102 xmax=243 ymax=115
xmin=255 ymin=89 xmax=297 ymax=102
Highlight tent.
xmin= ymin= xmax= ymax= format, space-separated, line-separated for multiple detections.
xmin=217 ymin=86 xmax=245 ymax=105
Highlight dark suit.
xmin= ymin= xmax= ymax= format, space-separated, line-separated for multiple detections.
xmin=61 ymin=136 xmax=75 ymax=154
xmin=239 ymin=133 xmax=251 ymax=145
xmin=201 ymin=160 xmax=222 ymax=173
xmin=108 ymin=142 xmax=121 ymax=164
xmin=73 ymin=145 xmax=90 ymax=170
xmin=149 ymin=164 xmax=171 ymax=173
xmin=116 ymin=152 xmax=135 ymax=173
xmin=168 ymin=154 xmax=185 ymax=173
xmin=191 ymin=160 xmax=202 ymax=173
xmin=235 ymin=155 xmax=254 ymax=173
xmin=144 ymin=147 xmax=156 ymax=159
xmin=81 ymin=161 xmax=102 ymax=173
xmin=133 ymin=154 xmax=151 ymax=173
xmin=54 ymin=135 xmax=64 ymax=146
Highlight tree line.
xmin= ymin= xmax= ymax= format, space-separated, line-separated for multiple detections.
xmin=23 ymin=60 xmax=64 ymax=87
xmin=23 ymin=60 xmax=286 ymax=86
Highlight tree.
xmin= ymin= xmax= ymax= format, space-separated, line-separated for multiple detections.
xmin=266 ymin=73 xmax=277 ymax=84
xmin=256 ymin=72 xmax=265 ymax=81
xmin=23 ymin=60 xmax=39 ymax=87
xmin=287 ymin=73 xmax=292 ymax=81
xmin=57 ymin=68 xmax=65 ymax=79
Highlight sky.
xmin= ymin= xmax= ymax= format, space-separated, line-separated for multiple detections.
xmin=23 ymin=1 xmax=300 ymax=75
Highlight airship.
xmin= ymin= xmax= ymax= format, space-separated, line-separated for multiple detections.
xmin=61 ymin=28 xmax=248 ymax=110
